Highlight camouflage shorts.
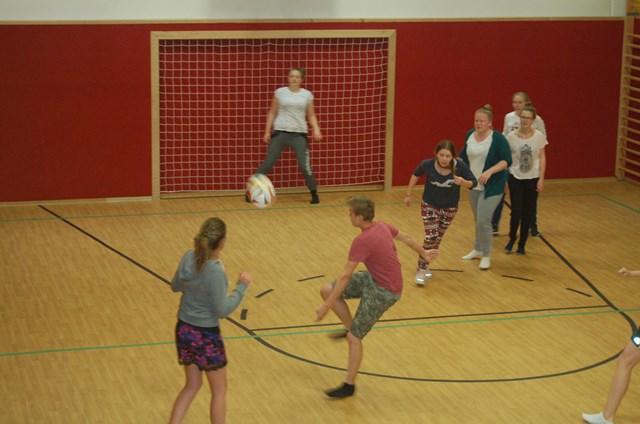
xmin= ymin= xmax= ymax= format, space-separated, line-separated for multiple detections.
xmin=336 ymin=270 xmax=401 ymax=339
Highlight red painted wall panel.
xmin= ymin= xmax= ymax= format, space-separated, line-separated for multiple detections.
xmin=391 ymin=20 xmax=622 ymax=184
xmin=0 ymin=20 xmax=623 ymax=202
xmin=1 ymin=24 xmax=152 ymax=201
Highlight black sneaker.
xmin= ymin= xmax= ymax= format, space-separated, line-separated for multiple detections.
xmin=530 ymin=228 xmax=540 ymax=237
xmin=311 ymin=193 xmax=320 ymax=204
xmin=325 ymin=383 xmax=355 ymax=398
xmin=244 ymin=192 xmax=251 ymax=203
xmin=328 ymin=329 xmax=348 ymax=339
xmin=505 ymin=239 xmax=516 ymax=254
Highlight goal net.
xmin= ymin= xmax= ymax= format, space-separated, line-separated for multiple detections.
xmin=151 ymin=31 xmax=395 ymax=198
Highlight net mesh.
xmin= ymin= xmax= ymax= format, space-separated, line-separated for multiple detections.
xmin=158 ymin=37 xmax=389 ymax=194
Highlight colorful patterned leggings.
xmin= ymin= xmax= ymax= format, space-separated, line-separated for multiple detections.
xmin=418 ymin=202 xmax=457 ymax=268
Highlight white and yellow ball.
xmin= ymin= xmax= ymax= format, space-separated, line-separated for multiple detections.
xmin=247 ymin=174 xmax=276 ymax=208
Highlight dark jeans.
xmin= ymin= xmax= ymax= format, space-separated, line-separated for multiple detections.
xmin=507 ymin=175 xmax=539 ymax=248
xmin=493 ymin=190 xmax=538 ymax=231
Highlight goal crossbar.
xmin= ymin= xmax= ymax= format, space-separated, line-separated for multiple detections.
xmin=151 ymin=30 xmax=396 ymax=199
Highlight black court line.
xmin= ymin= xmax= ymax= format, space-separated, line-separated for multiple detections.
xmin=429 ymin=268 xmax=464 ymax=273
xmin=240 ymin=309 xmax=248 ymax=320
xmin=230 ymin=311 xmax=622 ymax=383
xmin=502 ymin=274 xmax=534 ymax=282
xmin=227 ymin=317 xmax=345 ymax=373
xmin=39 ymin=206 xmax=171 ymax=285
xmin=250 ymin=304 xmax=609 ymax=332
xmin=298 ymin=275 xmax=325 ymax=282
xmin=255 ymin=289 xmax=274 ymax=298
xmin=538 ymin=234 xmax=636 ymax=329
xmin=39 ymin=203 xmax=636 ymax=383
xmin=566 ymin=288 xmax=593 ymax=297
xmin=232 ymin=228 xmax=635 ymax=382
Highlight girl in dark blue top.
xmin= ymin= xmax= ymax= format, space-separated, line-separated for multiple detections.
xmin=404 ymin=140 xmax=477 ymax=283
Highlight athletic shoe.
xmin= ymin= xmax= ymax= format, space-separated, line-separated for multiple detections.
xmin=461 ymin=249 xmax=482 ymax=260
xmin=328 ymin=329 xmax=348 ymax=339
xmin=415 ymin=267 xmax=432 ymax=285
xmin=492 ymin=225 xmax=499 ymax=236
xmin=325 ymin=382 xmax=355 ymax=398
xmin=505 ymin=239 xmax=515 ymax=254
xmin=244 ymin=192 xmax=250 ymax=203
xmin=581 ymin=412 xmax=613 ymax=424
xmin=479 ymin=257 xmax=491 ymax=270
xmin=516 ymin=247 xmax=526 ymax=256
xmin=311 ymin=193 xmax=320 ymax=204
xmin=530 ymin=226 xmax=540 ymax=237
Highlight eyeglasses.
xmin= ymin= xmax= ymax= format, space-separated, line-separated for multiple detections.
xmin=520 ymin=116 xmax=534 ymax=120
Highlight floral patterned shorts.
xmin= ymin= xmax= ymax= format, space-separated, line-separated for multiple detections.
xmin=175 ymin=320 xmax=227 ymax=371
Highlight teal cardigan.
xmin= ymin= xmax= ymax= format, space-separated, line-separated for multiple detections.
xmin=459 ymin=130 xmax=513 ymax=198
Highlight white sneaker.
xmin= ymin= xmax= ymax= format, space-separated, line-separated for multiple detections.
xmin=582 ymin=412 xmax=613 ymax=424
xmin=415 ymin=267 xmax=432 ymax=285
xmin=479 ymin=257 xmax=491 ymax=270
xmin=461 ymin=249 xmax=482 ymax=260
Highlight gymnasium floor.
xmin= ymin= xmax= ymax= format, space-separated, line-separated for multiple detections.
xmin=1 ymin=179 xmax=639 ymax=423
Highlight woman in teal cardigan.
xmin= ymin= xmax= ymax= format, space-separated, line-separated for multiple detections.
xmin=458 ymin=104 xmax=512 ymax=270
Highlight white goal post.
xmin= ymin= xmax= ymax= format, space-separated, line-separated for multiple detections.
xmin=151 ymin=30 xmax=396 ymax=199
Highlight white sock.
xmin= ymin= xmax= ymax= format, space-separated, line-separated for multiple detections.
xmin=582 ymin=411 xmax=613 ymax=424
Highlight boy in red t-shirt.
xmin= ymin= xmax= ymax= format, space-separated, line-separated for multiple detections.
xmin=316 ymin=195 xmax=439 ymax=398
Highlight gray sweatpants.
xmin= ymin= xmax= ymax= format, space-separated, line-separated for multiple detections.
xmin=468 ymin=190 xmax=503 ymax=256
xmin=256 ymin=131 xmax=317 ymax=191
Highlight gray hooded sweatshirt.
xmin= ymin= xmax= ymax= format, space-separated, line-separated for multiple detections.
xmin=171 ymin=250 xmax=248 ymax=328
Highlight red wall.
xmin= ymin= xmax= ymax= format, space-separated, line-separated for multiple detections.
xmin=0 ymin=20 xmax=623 ymax=202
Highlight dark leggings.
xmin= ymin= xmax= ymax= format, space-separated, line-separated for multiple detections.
xmin=256 ymin=131 xmax=317 ymax=191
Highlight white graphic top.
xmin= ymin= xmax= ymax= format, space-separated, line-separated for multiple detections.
xmin=506 ymin=129 xmax=549 ymax=180
xmin=272 ymin=87 xmax=314 ymax=133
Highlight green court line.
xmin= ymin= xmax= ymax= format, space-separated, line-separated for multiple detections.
xmin=594 ymin=194 xmax=640 ymax=214
xmin=1 ymin=192 xmax=638 ymax=223
xmin=2 ymin=306 xmax=638 ymax=358
xmin=0 ymin=203 xmax=337 ymax=223
xmin=529 ymin=193 xmax=640 ymax=214
xmin=0 ymin=341 xmax=174 ymax=357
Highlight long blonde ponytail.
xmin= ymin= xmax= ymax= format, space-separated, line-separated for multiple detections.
xmin=193 ymin=218 xmax=226 ymax=272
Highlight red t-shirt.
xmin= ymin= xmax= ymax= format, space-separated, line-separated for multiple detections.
xmin=348 ymin=221 xmax=403 ymax=295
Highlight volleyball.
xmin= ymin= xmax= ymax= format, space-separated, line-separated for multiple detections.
xmin=247 ymin=174 xmax=276 ymax=208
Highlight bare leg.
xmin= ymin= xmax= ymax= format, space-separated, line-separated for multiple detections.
xmin=205 ymin=366 xmax=228 ymax=424
xmin=345 ymin=332 xmax=363 ymax=384
xmin=169 ymin=364 xmax=203 ymax=424
xmin=602 ymin=340 xmax=640 ymax=421
xmin=320 ymin=283 xmax=353 ymax=330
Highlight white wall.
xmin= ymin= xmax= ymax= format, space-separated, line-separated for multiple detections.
xmin=0 ymin=0 xmax=628 ymax=22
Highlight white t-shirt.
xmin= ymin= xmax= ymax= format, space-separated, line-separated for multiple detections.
xmin=272 ymin=87 xmax=314 ymax=133
xmin=503 ymin=111 xmax=547 ymax=137
xmin=465 ymin=132 xmax=493 ymax=191
xmin=506 ymin=129 xmax=548 ymax=180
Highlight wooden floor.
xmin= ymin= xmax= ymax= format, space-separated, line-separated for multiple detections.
xmin=1 ymin=179 xmax=639 ymax=423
